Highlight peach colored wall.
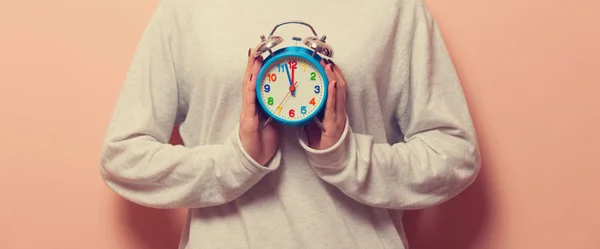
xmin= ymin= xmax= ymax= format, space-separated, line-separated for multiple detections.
xmin=1 ymin=0 xmax=598 ymax=249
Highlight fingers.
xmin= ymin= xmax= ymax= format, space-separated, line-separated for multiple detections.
xmin=323 ymin=63 xmax=338 ymax=118
xmin=322 ymin=58 xmax=347 ymax=117
xmin=251 ymin=56 xmax=263 ymax=87
xmin=319 ymin=58 xmax=328 ymax=69
xmin=242 ymin=48 xmax=254 ymax=117
xmin=321 ymin=58 xmax=346 ymax=82
xmin=323 ymin=62 xmax=337 ymax=86
xmin=246 ymin=57 xmax=263 ymax=118
xmin=242 ymin=48 xmax=263 ymax=119
xmin=333 ymin=69 xmax=346 ymax=115
xmin=244 ymin=48 xmax=255 ymax=82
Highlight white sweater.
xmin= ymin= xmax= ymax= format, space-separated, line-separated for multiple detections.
xmin=99 ymin=0 xmax=481 ymax=248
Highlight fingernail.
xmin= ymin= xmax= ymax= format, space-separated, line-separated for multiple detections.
xmin=329 ymin=59 xmax=335 ymax=67
xmin=248 ymin=48 xmax=251 ymax=57
xmin=325 ymin=59 xmax=331 ymax=64
xmin=249 ymin=74 xmax=253 ymax=81
xmin=333 ymin=81 xmax=337 ymax=88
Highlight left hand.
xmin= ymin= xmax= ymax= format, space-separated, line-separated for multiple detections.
xmin=305 ymin=58 xmax=348 ymax=150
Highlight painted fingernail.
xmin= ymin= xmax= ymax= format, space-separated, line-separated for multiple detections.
xmin=248 ymin=48 xmax=251 ymax=57
xmin=334 ymin=81 xmax=337 ymax=88
xmin=250 ymin=74 xmax=253 ymax=81
xmin=329 ymin=59 xmax=335 ymax=67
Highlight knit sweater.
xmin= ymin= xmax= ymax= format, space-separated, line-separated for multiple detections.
xmin=99 ymin=0 xmax=481 ymax=248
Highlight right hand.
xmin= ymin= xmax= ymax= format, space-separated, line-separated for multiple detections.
xmin=239 ymin=48 xmax=280 ymax=166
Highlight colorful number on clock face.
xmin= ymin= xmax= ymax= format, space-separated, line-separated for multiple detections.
xmin=259 ymin=56 xmax=325 ymax=121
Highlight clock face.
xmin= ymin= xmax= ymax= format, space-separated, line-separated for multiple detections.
xmin=257 ymin=56 xmax=326 ymax=124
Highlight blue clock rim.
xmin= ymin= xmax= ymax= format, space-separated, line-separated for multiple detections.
xmin=255 ymin=46 xmax=329 ymax=127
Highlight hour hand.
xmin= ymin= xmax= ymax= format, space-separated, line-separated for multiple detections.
xmin=284 ymin=64 xmax=295 ymax=96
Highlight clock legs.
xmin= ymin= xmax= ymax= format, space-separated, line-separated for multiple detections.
xmin=260 ymin=116 xmax=273 ymax=131
xmin=312 ymin=117 xmax=326 ymax=133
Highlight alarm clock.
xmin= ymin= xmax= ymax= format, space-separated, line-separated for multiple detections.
xmin=252 ymin=21 xmax=334 ymax=132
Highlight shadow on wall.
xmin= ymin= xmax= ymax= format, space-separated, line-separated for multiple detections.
xmin=400 ymin=45 xmax=494 ymax=248
xmin=116 ymin=126 xmax=186 ymax=249
xmin=402 ymin=128 xmax=492 ymax=249
xmin=118 ymin=200 xmax=185 ymax=249
xmin=402 ymin=169 xmax=491 ymax=249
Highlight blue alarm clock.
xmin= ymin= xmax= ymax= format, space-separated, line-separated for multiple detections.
xmin=252 ymin=21 xmax=334 ymax=132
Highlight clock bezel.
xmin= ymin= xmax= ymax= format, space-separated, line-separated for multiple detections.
xmin=256 ymin=46 xmax=329 ymax=127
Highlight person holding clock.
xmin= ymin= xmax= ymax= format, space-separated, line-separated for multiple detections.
xmin=99 ymin=0 xmax=481 ymax=248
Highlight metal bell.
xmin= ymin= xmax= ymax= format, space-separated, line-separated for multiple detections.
xmin=302 ymin=35 xmax=333 ymax=58
xmin=253 ymin=35 xmax=284 ymax=57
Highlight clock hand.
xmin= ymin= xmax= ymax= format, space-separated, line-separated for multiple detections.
xmin=284 ymin=63 xmax=295 ymax=96
xmin=275 ymin=81 xmax=298 ymax=115
xmin=291 ymin=62 xmax=295 ymax=88
xmin=260 ymin=116 xmax=273 ymax=131
xmin=262 ymin=80 xmax=297 ymax=131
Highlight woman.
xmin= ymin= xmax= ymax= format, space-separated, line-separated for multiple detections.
xmin=99 ymin=0 xmax=481 ymax=248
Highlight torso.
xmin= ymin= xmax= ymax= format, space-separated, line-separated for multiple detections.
xmin=167 ymin=0 xmax=411 ymax=248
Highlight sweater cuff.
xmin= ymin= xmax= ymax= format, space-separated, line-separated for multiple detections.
xmin=297 ymin=115 xmax=350 ymax=169
xmin=233 ymin=126 xmax=282 ymax=174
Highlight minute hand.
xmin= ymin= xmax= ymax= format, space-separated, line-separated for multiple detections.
xmin=275 ymin=81 xmax=298 ymax=114
xmin=284 ymin=63 xmax=295 ymax=96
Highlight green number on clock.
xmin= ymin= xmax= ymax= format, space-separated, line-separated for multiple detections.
xmin=267 ymin=97 xmax=273 ymax=105
xmin=310 ymin=72 xmax=316 ymax=81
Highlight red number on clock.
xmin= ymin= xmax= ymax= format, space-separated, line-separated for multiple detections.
xmin=288 ymin=60 xmax=297 ymax=69
xmin=289 ymin=109 xmax=295 ymax=117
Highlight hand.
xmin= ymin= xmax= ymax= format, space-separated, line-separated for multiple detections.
xmin=305 ymin=59 xmax=348 ymax=150
xmin=239 ymin=48 xmax=280 ymax=165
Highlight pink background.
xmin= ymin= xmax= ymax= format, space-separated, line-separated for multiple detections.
xmin=1 ymin=0 xmax=598 ymax=248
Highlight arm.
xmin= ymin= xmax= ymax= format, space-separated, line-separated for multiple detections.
xmin=99 ymin=1 xmax=281 ymax=209
xmin=297 ymin=1 xmax=480 ymax=210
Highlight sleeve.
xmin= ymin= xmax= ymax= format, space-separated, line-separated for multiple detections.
xmin=99 ymin=0 xmax=281 ymax=209
xmin=297 ymin=1 xmax=480 ymax=210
